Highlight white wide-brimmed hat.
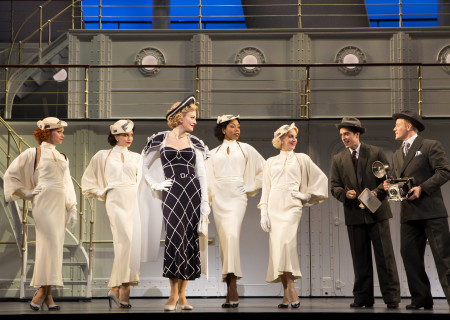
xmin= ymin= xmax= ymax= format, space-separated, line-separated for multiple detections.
xmin=110 ymin=119 xmax=134 ymax=134
xmin=36 ymin=117 xmax=68 ymax=130
xmin=217 ymin=114 xmax=240 ymax=124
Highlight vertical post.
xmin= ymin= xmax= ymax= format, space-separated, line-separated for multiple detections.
xmin=88 ymin=203 xmax=94 ymax=277
xmin=195 ymin=65 xmax=200 ymax=110
xmin=99 ymin=0 xmax=102 ymax=30
xmin=305 ymin=65 xmax=311 ymax=119
xmin=48 ymin=20 xmax=51 ymax=45
xmin=18 ymin=42 xmax=22 ymax=64
xmin=4 ymin=67 xmax=8 ymax=116
xmin=78 ymin=188 xmax=84 ymax=244
xmin=39 ymin=6 xmax=43 ymax=50
xmin=84 ymin=67 xmax=89 ymax=118
xmin=7 ymin=130 xmax=11 ymax=168
xmin=72 ymin=0 xmax=75 ymax=30
xmin=399 ymin=0 xmax=403 ymax=27
xmin=417 ymin=65 xmax=422 ymax=116
xmin=298 ymin=0 xmax=302 ymax=29
xmin=198 ymin=0 xmax=202 ymax=29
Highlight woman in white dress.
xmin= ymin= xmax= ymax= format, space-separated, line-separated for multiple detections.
xmin=3 ymin=117 xmax=78 ymax=311
xmin=81 ymin=120 xmax=140 ymax=308
xmin=207 ymin=115 xmax=265 ymax=308
xmin=258 ymin=123 xmax=328 ymax=309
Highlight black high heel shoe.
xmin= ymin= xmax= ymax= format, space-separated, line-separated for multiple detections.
xmin=29 ymin=290 xmax=44 ymax=311
xmin=44 ymin=300 xmax=61 ymax=310
xmin=291 ymin=300 xmax=300 ymax=308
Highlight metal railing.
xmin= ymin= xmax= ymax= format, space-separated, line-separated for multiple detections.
xmin=3 ymin=62 xmax=450 ymax=119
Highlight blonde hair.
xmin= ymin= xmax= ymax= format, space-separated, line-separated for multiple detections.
xmin=272 ymin=127 xmax=299 ymax=149
xmin=166 ymin=102 xmax=198 ymax=129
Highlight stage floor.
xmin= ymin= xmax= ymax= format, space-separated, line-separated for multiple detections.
xmin=0 ymin=297 xmax=449 ymax=319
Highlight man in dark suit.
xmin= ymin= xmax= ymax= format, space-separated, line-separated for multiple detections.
xmin=383 ymin=110 xmax=450 ymax=310
xmin=330 ymin=117 xmax=400 ymax=309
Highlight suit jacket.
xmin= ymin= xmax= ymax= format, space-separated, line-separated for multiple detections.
xmin=330 ymin=143 xmax=392 ymax=225
xmin=390 ymin=135 xmax=450 ymax=223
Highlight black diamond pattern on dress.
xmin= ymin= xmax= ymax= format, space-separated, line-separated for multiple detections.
xmin=160 ymin=146 xmax=201 ymax=280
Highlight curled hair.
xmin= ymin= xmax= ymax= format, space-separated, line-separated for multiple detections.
xmin=214 ymin=118 xmax=241 ymax=142
xmin=107 ymin=125 xmax=135 ymax=146
xmin=33 ymin=128 xmax=52 ymax=145
xmin=272 ymin=127 xmax=299 ymax=149
xmin=166 ymin=102 xmax=198 ymax=129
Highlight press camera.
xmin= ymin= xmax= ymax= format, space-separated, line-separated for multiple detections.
xmin=372 ymin=161 xmax=415 ymax=201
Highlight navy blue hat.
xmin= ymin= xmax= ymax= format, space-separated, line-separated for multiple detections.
xmin=166 ymin=95 xmax=196 ymax=120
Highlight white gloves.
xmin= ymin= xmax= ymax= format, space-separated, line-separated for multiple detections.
xmin=66 ymin=206 xmax=78 ymax=229
xmin=237 ymin=185 xmax=251 ymax=194
xmin=96 ymin=186 xmax=114 ymax=198
xmin=198 ymin=200 xmax=210 ymax=236
xmin=197 ymin=213 xmax=209 ymax=236
xmin=260 ymin=207 xmax=271 ymax=232
xmin=291 ymin=191 xmax=311 ymax=202
xmin=24 ymin=185 xmax=45 ymax=200
xmin=145 ymin=175 xmax=173 ymax=192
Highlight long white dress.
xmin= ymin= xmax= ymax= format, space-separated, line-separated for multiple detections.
xmin=207 ymin=140 xmax=265 ymax=281
xmin=3 ymin=142 xmax=77 ymax=287
xmin=258 ymin=150 xmax=328 ymax=283
xmin=81 ymin=145 xmax=141 ymax=287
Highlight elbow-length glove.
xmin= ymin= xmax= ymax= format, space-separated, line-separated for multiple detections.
xmin=196 ymin=150 xmax=210 ymax=236
xmin=260 ymin=205 xmax=271 ymax=232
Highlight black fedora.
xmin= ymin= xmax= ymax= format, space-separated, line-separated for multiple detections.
xmin=335 ymin=116 xmax=366 ymax=134
xmin=392 ymin=109 xmax=425 ymax=132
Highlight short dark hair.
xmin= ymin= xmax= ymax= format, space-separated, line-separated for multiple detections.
xmin=214 ymin=118 xmax=240 ymax=142
xmin=107 ymin=125 xmax=135 ymax=146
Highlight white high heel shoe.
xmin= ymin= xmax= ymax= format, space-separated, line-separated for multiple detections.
xmin=164 ymin=300 xmax=178 ymax=311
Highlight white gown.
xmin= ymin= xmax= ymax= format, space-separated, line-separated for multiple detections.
xmin=81 ymin=145 xmax=141 ymax=287
xmin=207 ymin=140 xmax=265 ymax=281
xmin=258 ymin=150 xmax=328 ymax=283
xmin=3 ymin=142 xmax=77 ymax=287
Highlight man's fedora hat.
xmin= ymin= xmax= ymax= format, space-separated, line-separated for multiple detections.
xmin=392 ymin=109 xmax=425 ymax=132
xmin=335 ymin=116 xmax=366 ymax=134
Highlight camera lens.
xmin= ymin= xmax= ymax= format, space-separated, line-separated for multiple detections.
xmin=389 ymin=188 xmax=398 ymax=196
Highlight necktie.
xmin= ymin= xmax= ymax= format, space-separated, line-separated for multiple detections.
xmin=352 ymin=150 xmax=357 ymax=167
xmin=403 ymin=142 xmax=410 ymax=157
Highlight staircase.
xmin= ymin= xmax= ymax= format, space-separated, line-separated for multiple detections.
xmin=3 ymin=32 xmax=69 ymax=119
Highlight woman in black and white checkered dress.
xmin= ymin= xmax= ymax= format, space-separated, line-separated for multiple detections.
xmin=139 ymin=95 xmax=210 ymax=311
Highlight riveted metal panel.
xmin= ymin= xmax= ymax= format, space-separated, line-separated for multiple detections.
xmin=307 ymin=32 xmax=396 ymax=118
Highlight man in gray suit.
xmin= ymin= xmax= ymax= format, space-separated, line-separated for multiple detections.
xmin=330 ymin=117 xmax=400 ymax=309
xmin=384 ymin=110 xmax=450 ymax=310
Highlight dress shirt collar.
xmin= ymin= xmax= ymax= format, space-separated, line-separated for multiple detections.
xmin=41 ymin=141 xmax=56 ymax=150
xmin=404 ymin=134 xmax=418 ymax=148
xmin=113 ymin=145 xmax=128 ymax=153
xmin=349 ymin=143 xmax=361 ymax=157
xmin=222 ymin=139 xmax=237 ymax=146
